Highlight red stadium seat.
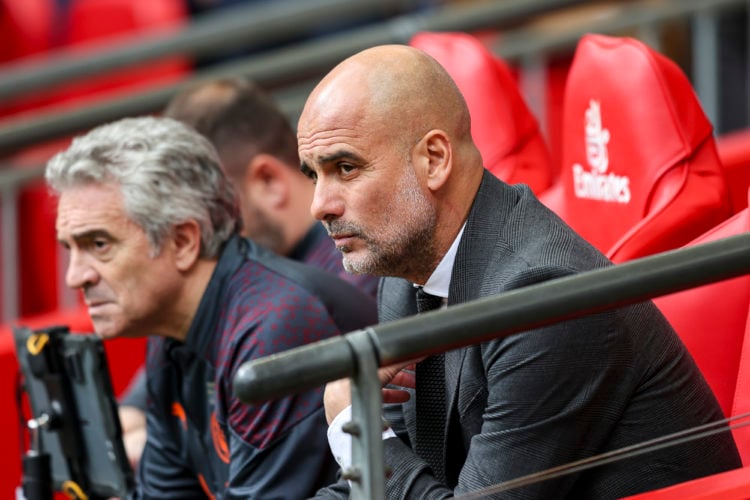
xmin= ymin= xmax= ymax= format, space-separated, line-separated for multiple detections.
xmin=717 ymin=128 xmax=750 ymax=213
xmin=539 ymin=34 xmax=732 ymax=263
xmin=589 ymin=194 xmax=750 ymax=497
xmin=729 ymin=298 xmax=750 ymax=465
xmin=0 ymin=0 xmax=59 ymax=116
xmin=18 ymin=179 xmax=61 ymax=317
xmin=409 ymin=31 xmax=555 ymax=195
xmin=653 ymin=196 xmax=750 ymax=421
xmin=620 ymin=465 xmax=750 ymax=500
xmin=0 ymin=0 xmax=55 ymax=62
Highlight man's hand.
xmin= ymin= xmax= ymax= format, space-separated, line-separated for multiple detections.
xmin=118 ymin=405 xmax=147 ymax=469
xmin=323 ymin=360 xmax=419 ymax=424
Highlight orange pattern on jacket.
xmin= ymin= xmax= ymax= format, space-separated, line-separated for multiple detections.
xmin=211 ymin=411 xmax=230 ymax=464
xmin=171 ymin=402 xmax=187 ymax=430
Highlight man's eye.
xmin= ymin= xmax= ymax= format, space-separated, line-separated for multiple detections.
xmin=339 ymin=163 xmax=356 ymax=175
xmin=92 ymin=238 xmax=111 ymax=252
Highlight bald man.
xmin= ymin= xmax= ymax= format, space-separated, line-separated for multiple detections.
xmin=297 ymin=45 xmax=741 ymax=499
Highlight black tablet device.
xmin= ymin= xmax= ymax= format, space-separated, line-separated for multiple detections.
xmin=14 ymin=325 xmax=134 ymax=500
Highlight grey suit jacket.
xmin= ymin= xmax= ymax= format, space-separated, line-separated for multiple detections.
xmin=315 ymin=171 xmax=741 ymax=499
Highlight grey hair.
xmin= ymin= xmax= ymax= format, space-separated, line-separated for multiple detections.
xmin=45 ymin=116 xmax=240 ymax=258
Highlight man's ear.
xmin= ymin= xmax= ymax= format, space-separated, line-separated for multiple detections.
xmin=172 ymin=220 xmax=202 ymax=272
xmin=415 ymin=129 xmax=452 ymax=192
xmin=244 ymin=153 xmax=290 ymax=208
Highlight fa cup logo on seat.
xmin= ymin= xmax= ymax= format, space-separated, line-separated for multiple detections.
xmin=572 ymin=99 xmax=631 ymax=203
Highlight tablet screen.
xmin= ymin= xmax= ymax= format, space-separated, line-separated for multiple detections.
xmin=14 ymin=325 xmax=134 ymax=499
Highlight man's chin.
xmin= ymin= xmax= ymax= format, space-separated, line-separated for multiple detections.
xmin=342 ymin=254 xmax=376 ymax=275
xmin=90 ymin=318 xmax=122 ymax=340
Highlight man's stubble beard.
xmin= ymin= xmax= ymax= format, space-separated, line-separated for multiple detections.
xmin=341 ymin=174 xmax=438 ymax=279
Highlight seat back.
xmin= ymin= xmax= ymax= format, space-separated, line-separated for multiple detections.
xmin=540 ymin=34 xmax=731 ymax=263
xmin=717 ymin=128 xmax=750 ymax=214
xmin=409 ymin=31 xmax=554 ymax=195
xmin=653 ymin=203 xmax=750 ymax=419
xmin=0 ymin=0 xmax=59 ymax=116
xmin=0 ymin=0 xmax=55 ymax=62
xmin=731 ymin=306 xmax=750 ymax=465
xmin=619 ymin=464 xmax=750 ymax=499
xmin=653 ymin=186 xmax=750 ymax=463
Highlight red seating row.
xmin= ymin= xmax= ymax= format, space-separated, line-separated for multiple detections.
xmin=0 ymin=0 xmax=189 ymax=117
xmin=413 ymin=31 xmax=739 ymax=265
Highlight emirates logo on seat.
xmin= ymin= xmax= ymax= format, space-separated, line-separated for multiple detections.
xmin=572 ymin=100 xmax=631 ymax=203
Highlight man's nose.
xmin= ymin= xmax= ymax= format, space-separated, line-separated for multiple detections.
xmin=310 ymin=177 xmax=345 ymax=222
xmin=65 ymin=250 xmax=99 ymax=290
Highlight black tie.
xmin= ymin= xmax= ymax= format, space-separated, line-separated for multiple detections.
xmin=414 ymin=288 xmax=446 ymax=483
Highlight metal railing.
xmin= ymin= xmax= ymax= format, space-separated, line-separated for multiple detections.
xmin=234 ymin=232 xmax=750 ymax=499
xmin=0 ymin=0 xmax=421 ymax=102
xmin=0 ymin=0 xmax=583 ymax=156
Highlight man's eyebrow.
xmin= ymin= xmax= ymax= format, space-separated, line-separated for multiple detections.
xmin=59 ymin=229 xmax=114 ymax=246
xmin=300 ymin=150 xmax=366 ymax=179
xmin=318 ymin=150 xmax=365 ymax=165
xmin=300 ymin=162 xmax=314 ymax=178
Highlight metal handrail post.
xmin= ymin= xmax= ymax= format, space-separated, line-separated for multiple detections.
xmin=1 ymin=185 xmax=18 ymax=322
xmin=343 ymin=330 xmax=386 ymax=500
xmin=693 ymin=9 xmax=721 ymax=133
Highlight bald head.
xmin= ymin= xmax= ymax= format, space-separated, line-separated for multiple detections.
xmin=300 ymin=45 xmax=475 ymax=155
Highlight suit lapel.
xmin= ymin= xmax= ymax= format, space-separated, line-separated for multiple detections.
xmin=444 ymin=171 xmax=518 ymax=441
xmin=379 ymin=172 xmax=518 ymax=459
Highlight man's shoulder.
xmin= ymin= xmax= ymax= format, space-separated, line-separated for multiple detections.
xmin=236 ymin=240 xmax=379 ymax=331
xmin=378 ymin=278 xmax=417 ymax=322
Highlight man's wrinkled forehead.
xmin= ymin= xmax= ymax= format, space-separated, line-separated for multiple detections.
xmin=297 ymin=83 xmax=371 ymax=166
xmin=298 ymin=85 xmax=369 ymax=132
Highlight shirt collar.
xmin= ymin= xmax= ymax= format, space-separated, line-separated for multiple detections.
xmin=418 ymin=223 xmax=465 ymax=299
xmin=182 ymin=234 xmax=246 ymax=356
